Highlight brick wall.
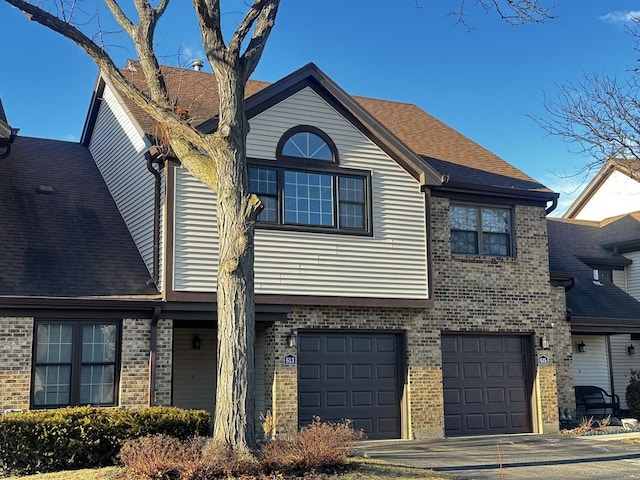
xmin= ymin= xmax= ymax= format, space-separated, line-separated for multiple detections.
xmin=119 ymin=318 xmax=173 ymax=407
xmin=0 ymin=317 xmax=33 ymax=411
xmin=264 ymin=198 xmax=566 ymax=438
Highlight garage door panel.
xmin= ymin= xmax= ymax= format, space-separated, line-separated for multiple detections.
xmin=377 ymin=337 xmax=397 ymax=352
xmin=443 ymin=388 xmax=460 ymax=404
xmin=299 ymin=336 xmax=321 ymax=352
xmin=326 ymin=364 xmax=347 ymax=380
xmin=485 ymin=363 xmax=505 ymax=378
xmin=352 ymin=337 xmax=372 ymax=352
xmin=326 ymin=337 xmax=347 ymax=352
xmin=298 ymin=332 xmax=402 ymax=440
xmin=299 ymin=364 xmax=321 ymax=380
xmin=484 ymin=337 xmax=503 ymax=353
xmin=507 ymin=363 xmax=525 ymax=378
xmin=442 ymin=334 xmax=532 ymax=437
xmin=377 ymin=390 xmax=398 ymax=406
xmin=443 ymin=363 xmax=459 ymax=379
xmin=352 ymin=364 xmax=372 ymax=379
xmin=463 ymin=363 xmax=482 ymax=379
xmin=488 ymin=413 xmax=507 ymax=429
xmin=326 ymin=391 xmax=348 ymax=407
xmin=487 ymin=388 xmax=506 ymax=403
xmin=462 ymin=337 xmax=482 ymax=353
xmin=299 ymin=392 xmax=321 ymax=408
xmin=464 ymin=388 xmax=483 ymax=404
xmin=353 ymin=391 xmax=373 ymax=407
xmin=377 ymin=364 xmax=397 ymax=379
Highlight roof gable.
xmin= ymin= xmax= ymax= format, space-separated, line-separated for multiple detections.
xmin=82 ymin=61 xmax=555 ymax=198
xmin=564 ymin=159 xmax=640 ymax=220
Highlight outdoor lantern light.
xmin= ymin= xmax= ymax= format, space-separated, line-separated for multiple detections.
xmin=540 ymin=335 xmax=550 ymax=349
xmin=577 ymin=341 xmax=586 ymax=353
xmin=192 ymin=334 xmax=202 ymax=350
xmin=285 ymin=329 xmax=297 ymax=348
xmin=629 ymin=344 xmax=636 ymax=355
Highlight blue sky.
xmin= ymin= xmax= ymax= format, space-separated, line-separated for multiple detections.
xmin=1 ymin=1 xmax=639 ymax=214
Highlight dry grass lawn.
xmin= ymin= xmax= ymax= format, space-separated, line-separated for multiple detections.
xmin=7 ymin=459 xmax=451 ymax=480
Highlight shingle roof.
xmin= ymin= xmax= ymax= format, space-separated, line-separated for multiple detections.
xmin=0 ymin=136 xmax=158 ymax=297
xmin=108 ymin=62 xmax=552 ymax=196
xmin=547 ymin=217 xmax=640 ymax=321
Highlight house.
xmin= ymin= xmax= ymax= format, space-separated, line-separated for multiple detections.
xmin=549 ymin=159 xmax=640 ymax=413
xmin=0 ymin=62 xmax=566 ymax=439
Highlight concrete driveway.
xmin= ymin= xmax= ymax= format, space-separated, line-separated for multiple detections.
xmin=360 ymin=433 xmax=640 ymax=479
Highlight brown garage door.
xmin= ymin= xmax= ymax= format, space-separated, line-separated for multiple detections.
xmin=442 ymin=334 xmax=533 ymax=437
xmin=298 ymin=332 xmax=402 ymax=440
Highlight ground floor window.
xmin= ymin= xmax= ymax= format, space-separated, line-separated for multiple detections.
xmin=32 ymin=320 xmax=120 ymax=408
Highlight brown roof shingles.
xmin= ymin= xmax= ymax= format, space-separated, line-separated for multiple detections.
xmin=112 ymin=62 xmax=551 ymax=196
xmin=0 ymin=136 xmax=158 ymax=297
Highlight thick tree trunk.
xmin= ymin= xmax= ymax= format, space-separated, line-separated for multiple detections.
xmin=211 ymin=64 xmax=257 ymax=450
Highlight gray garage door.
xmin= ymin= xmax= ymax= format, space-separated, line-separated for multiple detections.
xmin=442 ymin=334 xmax=533 ymax=437
xmin=298 ymin=332 xmax=402 ymax=440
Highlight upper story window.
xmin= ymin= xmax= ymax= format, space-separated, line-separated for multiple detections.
xmin=450 ymin=204 xmax=513 ymax=256
xmin=32 ymin=320 xmax=120 ymax=408
xmin=249 ymin=126 xmax=370 ymax=234
xmin=281 ymin=130 xmax=334 ymax=161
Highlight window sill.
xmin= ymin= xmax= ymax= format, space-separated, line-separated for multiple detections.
xmin=450 ymin=254 xmax=517 ymax=264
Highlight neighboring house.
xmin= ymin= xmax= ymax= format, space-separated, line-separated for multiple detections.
xmin=564 ymin=158 xmax=640 ymax=222
xmin=550 ymin=159 xmax=640 ymax=413
xmin=0 ymin=98 xmax=18 ymax=157
xmin=0 ymin=62 xmax=567 ymax=439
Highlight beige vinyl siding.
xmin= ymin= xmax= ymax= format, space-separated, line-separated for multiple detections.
xmin=88 ymin=84 xmax=158 ymax=285
xmin=171 ymin=325 xmax=266 ymax=432
xmin=173 ymin=87 xmax=428 ymax=298
xmin=610 ymin=334 xmax=640 ymax=409
xmin=613 ymin=269 xmax=627 ymax=292
xmin=572 ymin=335 xmax=611 ymax=392
xmin=172 ymin=328 xmax=217 ymax=414
xmin=623 ymin=251 xmax=640 ymax=302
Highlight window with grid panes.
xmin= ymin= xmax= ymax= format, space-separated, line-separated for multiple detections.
xmin=249 ymin=126 xmax=369 ymax=233
xmin=32 ymin=320 xmax=119 ymax=408
xmin=450 ymin=204 xmax=513 ymax=256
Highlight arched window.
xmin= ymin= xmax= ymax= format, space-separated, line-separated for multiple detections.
xmin=277 ymin=126 xmax=338 ymax=162
xmin=249 ymin=125 xmax=370 ymax=234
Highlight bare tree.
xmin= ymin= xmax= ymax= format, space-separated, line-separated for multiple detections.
xmin=539 ymin=18 xmax=640 ymax=180
xmin=2 ymin=0 xmax=554 ymax=451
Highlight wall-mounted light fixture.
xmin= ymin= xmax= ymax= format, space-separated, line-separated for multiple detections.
xmin=629 ymin=344 xmax=636 ymax=355
xmin=192 ymin=334 xmax=202 ymax=350
xmin=577 ymin=341 xmax=586 ymax=353
xmin=284 ymin=329 xmax=297 ymax=348
xmin=540 ymin=335 xmax=550 ymax=349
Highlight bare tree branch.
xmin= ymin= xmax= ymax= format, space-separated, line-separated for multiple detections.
xmin=537 ymin=73 xmax=640 ymax=177
xmin=240 ymin=0 xmax=279 ymax=81
xmin=451 ymin=0 xmax=555 ymax=29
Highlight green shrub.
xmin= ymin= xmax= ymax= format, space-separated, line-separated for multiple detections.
xmin=627 ymin=369 xmax=640 ymax=418
xmin=0 ymin=406 xmax=211 ymax=477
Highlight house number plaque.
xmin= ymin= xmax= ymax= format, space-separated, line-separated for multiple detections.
xmin=538 ymin=355 xmax=549 ymax=366
xmin=284 ymin=353 xmax=297 ymax=366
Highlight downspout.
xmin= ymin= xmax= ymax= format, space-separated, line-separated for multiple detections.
xmin=145 ymin=147 xmax=164 ymax=285
xmin=148 ymin=306 xmax=161 ymax=407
